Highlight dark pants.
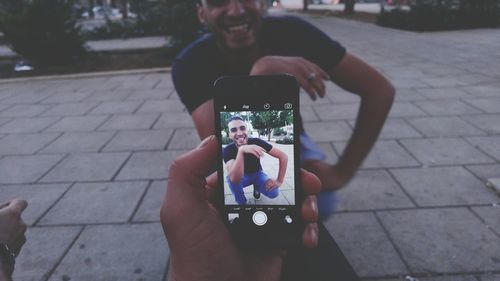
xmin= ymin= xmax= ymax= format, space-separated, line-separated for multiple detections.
xmin=281 ymin=222 xmax=360 ymax=281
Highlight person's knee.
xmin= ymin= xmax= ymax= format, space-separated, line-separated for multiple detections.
xmin=266 ymin=188 xmax=280 ymax=199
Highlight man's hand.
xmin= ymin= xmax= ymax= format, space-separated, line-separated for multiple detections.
xmin=238 ymin=144 xmax=265 ymax=158
xmin=265 ymin=178 xmax=282 ymax=191
xmin=250 ymin=56 xmax=329 ymax=100
xmin=0 ymin=199 xmax=28 ymax=256
xmin=161 ymin=136 xmax=321 ymax=281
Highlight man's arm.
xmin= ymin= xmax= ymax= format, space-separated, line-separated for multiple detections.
xmin=327 ymin=52 xmax=395 ymax=184
xmin=225 ymin=145 xmax=266 ymax=184
xmin=267 ymin=147 xmax=288 ymax=185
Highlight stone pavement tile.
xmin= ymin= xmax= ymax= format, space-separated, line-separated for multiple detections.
xmin=0 ymin=104 xmax=52 ymax=117
xmin=336 ymin=170 xmax=414 ymax=211
xmin=391 ymin=78 xmax=430 ymax=88
xmin=83 ymin=90 xmax=133 ymax=102
xmin=102 ymin=129 xmax=173 ymax=152
xmin=97 ymin=113 xmax=159 ymax=131
xmin=463 ymin=84 xmax=500 ymax=98
xmin=44 ymin=115 xmax=109 ymax=132
xmin=413 ymin=100 xmax=481 ymax=116
xmin=299 ymin=105 xmax=319 ymax=122
xmin=419 ymin=77 xmax=468 ymax=88
xmin=471 ymin=206 xmax=500 ymax=236
xmin=40 ymin=131 xmax=115 ymax=153
xmin=400 ymin=138 xmax=495 ymax=166
xmin=132 ymin=180 xmax=166 ymax=222
xmin=327 ymin=89 xmax=360 ymax=103
xmin=303 ymin=121 xmax=352 ymax=142
xmin=390 ymin=166 xmax=498 ymax=207
xmin=378 ymin=208 xmax=500 ymax=274
xmin=167 ymin=128 xmax=201 ymax=150
xmin=40 ymin=102 xmax=99 ymax=117
xmin=0 ymin=104 xmax=9 ymax=112
xmin=125 ymin=89 xmax=172 ymax=101
xmin=40 ymin=152 xmax=129 ymax=182
xmin=463 ymin=98 xmax=500 ymax=114
xmin=89 ymin=100 xmax=144 ymax=115
xmin=153 ymin=112 xmax=196 ymax=129
xmin=349 ymin=118 xmax=422 ymax=140
xmin=465 ymin=164 xmax=500 ymax=182
xmin=467 ymin=136 xmax=500 ymax=161
xmin=115 ymin=150 xmax=184 ymax=180
xmin=0 ymin=92 xmax=54 ymax=104
xmin=40 ymin=91 xmax=93 ymax=104
xmin=137 ymin=100 xmax=186 ymax=113
xmin=0 ymin=133 xmax=59 ymax=155
xmin=334 ymin=140 xmax=420 ymax=169
xmin=49 ymin=223 xmax=169 ymax=281
xmin=0 ymin=183 xmax=70 ymax=225
xmin=313 ymin=103 xmax=359 ymax=121
xmin=115 ymin=77 xmax=160 ymax=91
xmin=281 ymin=189 xmax=295 ymax=205
xmin=40 ymin=181 xmax=148 ymax=224
xmin=0 ymin=117 xmax=59 ymax=134
xmin=388 ymin=102 xmax=428 ymax=118
xmin=419 ymin=276 xmax=479 ymax=281
xmin=480 ymin=273 xmax=500 ymax=281
xmin=0 ymin=117 xmax=11 ymax=127
xmin=462 ymin=114 xmax=500 ymax=134
xmin=406 ymin=117 xmax=485 ymax=137
xmin=13 ymin=226 xmax=82 ymax=281
xmin=393 ymin=88 xmax=427 ymax=102
xmin=323 ymin=212 xmax=408 ymax=277
xmin=0 ymin=154 xmax=64 ymax=184
xmin=298 ymin=91 xmax=333 ymax=106
xmin=316 ymin=142 xmax=338 ymax=163
xmin=415 ymin=88 xmax=472 ymax=99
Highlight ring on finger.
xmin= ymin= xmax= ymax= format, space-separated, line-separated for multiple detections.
xmin=307 ymin=72 xmax=317 ymax=82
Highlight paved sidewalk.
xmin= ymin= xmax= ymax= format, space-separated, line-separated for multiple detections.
xmin=0 ymin=12 xmax=499 ymax=281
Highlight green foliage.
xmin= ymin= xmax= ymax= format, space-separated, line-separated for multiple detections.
xmin=221 ymin=136 xmax=232 ymax=145
xmin=250 ymin=111 xmax=293 ymax=141
xmin=0 ymin=0 xmax=86 ymax=66
xmin=377 ymin=0 xmax=500 ymax=31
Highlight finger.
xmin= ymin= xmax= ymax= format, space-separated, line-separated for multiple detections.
xmin=303 ymin=222 xmax=319 ymax=248
xmin=7 ymin=199 xmax=28 ymax=214
xmin=301 ymin=195 xmax=318 ymax=223
xmin=167 ymin=136 xmax=218 ymax=205
xmin=300 ymin=168 xmax=321 ymax=195
xmin=311 ymin=63 xmax=329 ymax=81
xmin=205 ymin=172 xmax=218 ymax=204
xmin=311 ymin=76 xmax=326 ymax=98
xmin=0 ymin=201 xmax=10 ymax=209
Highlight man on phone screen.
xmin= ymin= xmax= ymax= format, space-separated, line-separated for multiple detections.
xmin=223 ymin=116 xmax=288 ymax=205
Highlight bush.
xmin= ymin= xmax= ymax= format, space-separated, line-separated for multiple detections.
xmin=276 ymin=137 xmax=294 ymax=145
xmin=377 ymin=0 xmax=500 ymax=31
xmin=221 ymin=136 xmax=233 ymax=145
xmin=0 ymin=0 xmax=86 ymax=66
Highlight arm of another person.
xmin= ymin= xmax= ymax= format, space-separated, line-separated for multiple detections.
xmin=328 ymin=52 xmax=395 ymax=184
xmin=267 ymin=147 xmax=288 ymax=187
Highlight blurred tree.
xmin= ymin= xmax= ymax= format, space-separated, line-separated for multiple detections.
xmin=345 ymin=0 xmax=355 ymax=14
xmin=250 ymin=111 xmax=292 ymax=141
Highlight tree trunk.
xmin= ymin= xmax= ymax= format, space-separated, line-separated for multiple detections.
xmin=344 ymin=0 xmax=355 ymax=14
xmin=120 ymin=0 xmax=128 ymax=19
xmin=303 ymin=0 xmax=309 ymax=11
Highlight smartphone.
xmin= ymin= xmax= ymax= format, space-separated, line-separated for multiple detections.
xmin=214 ymin=74 xmax=303 ymax=249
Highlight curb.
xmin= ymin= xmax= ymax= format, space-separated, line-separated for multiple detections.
xmin=0 ymin=67 xmax=171 ymax=84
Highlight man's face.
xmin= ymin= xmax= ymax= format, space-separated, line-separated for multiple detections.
xmin=197 ymin=0 xmax=264 ymax=52
xmin=228 ymin=119 xmax=248 ymax=146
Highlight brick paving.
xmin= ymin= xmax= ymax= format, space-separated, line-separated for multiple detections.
xmin=0 ymin=11 xmax=499 ymax=281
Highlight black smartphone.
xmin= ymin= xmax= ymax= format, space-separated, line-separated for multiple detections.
xmin=214 ymin=74 xmax=303 ymax=249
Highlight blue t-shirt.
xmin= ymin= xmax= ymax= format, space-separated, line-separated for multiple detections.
xmin=172 ymin=15 xmax=347 ymax=113
xmin=223 ymin=138 xmax=273 ymax=174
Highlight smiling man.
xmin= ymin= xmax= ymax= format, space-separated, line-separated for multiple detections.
xmin=223 ymin=116 xmax=288 ymax=205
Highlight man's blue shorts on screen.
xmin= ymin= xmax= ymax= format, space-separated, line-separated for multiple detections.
xmin=300 ymin=131 xmax=338 ymax=219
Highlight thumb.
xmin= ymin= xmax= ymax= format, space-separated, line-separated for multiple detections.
xmin=167 ymin=135 xmax=218 ymax=204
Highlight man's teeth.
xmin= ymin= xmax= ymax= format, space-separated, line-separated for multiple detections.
xmin=228 ymin=23 xmax=249 ymax=33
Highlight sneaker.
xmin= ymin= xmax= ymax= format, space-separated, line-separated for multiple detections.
xmin=253 ymin=188 xmax=261 ymax=200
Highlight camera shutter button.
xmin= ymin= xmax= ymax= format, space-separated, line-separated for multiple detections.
xmin=252 ymin=211 xmax=267 ymax=226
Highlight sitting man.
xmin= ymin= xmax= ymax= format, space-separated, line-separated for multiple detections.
xmin=223 ymin=116 xmax=288 ymax=205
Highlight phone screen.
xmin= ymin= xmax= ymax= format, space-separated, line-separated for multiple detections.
xmin=214 ymin=75 xmax=302 ymax=247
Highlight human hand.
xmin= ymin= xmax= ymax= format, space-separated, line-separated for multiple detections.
xmin=0 ymin=199 xmax=28 ymax=256
xmin=303 ymin=160 xmax=354 ymax=192
xmin=265 ymin=178 xmax=282 ymax=191
xmin=238 ymin=144 xmax=265 ymax=158
xmin=250 ymin=56 xmax=330 ymax=100
xmin=161 ymin=136 xmax=321 ymax=281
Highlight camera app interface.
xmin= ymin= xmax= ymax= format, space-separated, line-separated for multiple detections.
xmin=220 ymin=108 xmax=296 ymax=207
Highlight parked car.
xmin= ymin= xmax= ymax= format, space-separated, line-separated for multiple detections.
xmin=81 ymin=6 xmax=122 ymax=20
